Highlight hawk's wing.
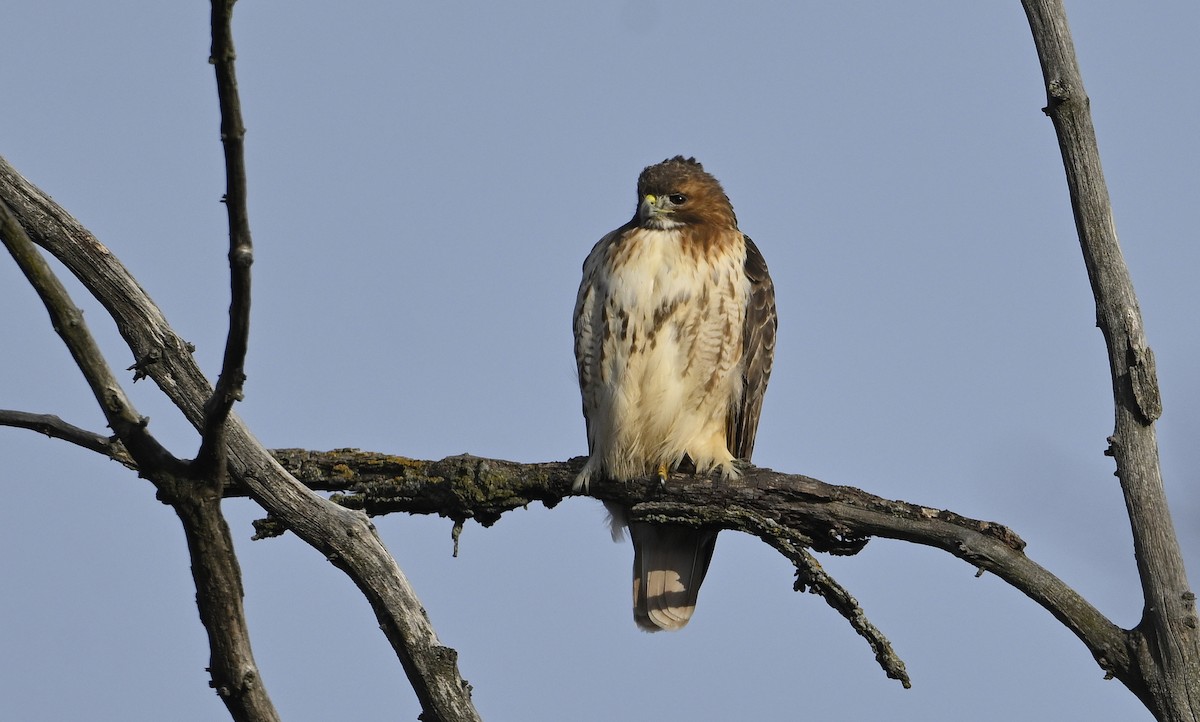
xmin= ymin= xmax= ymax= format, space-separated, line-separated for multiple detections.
xmin=573 ymin=226 xmax=628 ymax=456
xmin=728 ymin=235 xmax=777 ymax=462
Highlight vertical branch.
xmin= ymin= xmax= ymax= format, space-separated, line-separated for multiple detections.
xmin=170 ymin=485 xmax=281 ymax=722
xmin=1020 ymin=2 xmax=1200 ymax=719
xmin=199 ymin=0 xmax=254 ymax=471
xmin=180 ymin=5 xmax=276 ymax=721
xmin=198 ymin=6 xmax=482 ymax=718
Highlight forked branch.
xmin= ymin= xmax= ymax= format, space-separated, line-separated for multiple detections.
xmin=0 ymin=153 xmax=482 ymax=722
xmin=0 ymin=193 xmax=279 ymax=722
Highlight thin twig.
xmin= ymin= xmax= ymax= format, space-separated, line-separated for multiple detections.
xmin=736 ymin=509 xmax=910 ymax=687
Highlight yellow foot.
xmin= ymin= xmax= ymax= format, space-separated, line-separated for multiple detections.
xmin=657 ymin=463 xmax=668 ymax=483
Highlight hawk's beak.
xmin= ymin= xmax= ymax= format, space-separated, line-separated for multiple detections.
xmin=639 ymin=194 xmax=670 ymax=223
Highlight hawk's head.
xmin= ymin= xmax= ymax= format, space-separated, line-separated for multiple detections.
xmin=634 ymin=156 xmax=738 ymax=232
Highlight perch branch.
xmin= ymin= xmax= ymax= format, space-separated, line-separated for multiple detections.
xmin=265 ymin=448 xmax=1132 ymax=690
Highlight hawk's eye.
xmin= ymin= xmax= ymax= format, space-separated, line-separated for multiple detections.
xmin=668 ymin=193 xmax=687 ymax=205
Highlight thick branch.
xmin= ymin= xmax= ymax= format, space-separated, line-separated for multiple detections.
xmin=1021 ymin=2 xmax=1199 ymax=719
xmin=265 ymin=449 xmax=1133 ymax=689
xmin=0 ymin=155 xmax=481 ymax=722
xmin=164 ymin=477 xmax=281 ymax=722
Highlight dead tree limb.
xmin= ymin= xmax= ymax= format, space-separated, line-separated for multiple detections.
xmin=197 ymin=0 xmax=255 ymax=476
xmin=0 ymin=153 xmax=482 ymax=722
xmin=0 ymin=409 xmax=133 ymax=466
xmin=1021 ymin=2 xmax=1200 ymax=720
xmin=2 ymin=3 xmax=1196 ymax=719
xmin=262 ymin=448 xmax=1132 ymax=691
xmin=1 ymin=195 xmax=279 ymax=722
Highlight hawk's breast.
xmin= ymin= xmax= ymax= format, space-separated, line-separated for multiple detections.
xmin=575 ymin=226 xmax=750 ymax=482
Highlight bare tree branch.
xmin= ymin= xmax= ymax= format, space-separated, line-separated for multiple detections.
xmin=166 ymin=481 xmax=281 ymax=722
xmin=0 ymin=409 xmax=133 ymax=466
xmin=4 ymin=3 xmax=1195 ymax=718
xmin=1021 ymin=2 xmax=1200 ymax=720
xmin=743 ymin=510 xmax=911 ymax=689
xmin=265 ymin=449 xmax=1133 ymax=690
xmin=197 ymin=0 xmax=253 ymax=475
xmin=1 ymin=187 xmax=280 ymax=722
xmin=0 ymin=156 xmax=482 ymax=722
xmin=189 ymin=10 xmax=276 ymax=719
xmin=0 ymin=198 xmax=182 ymax=474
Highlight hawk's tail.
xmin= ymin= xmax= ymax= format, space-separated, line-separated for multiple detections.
xmin=629 ymin=522 xmax=718 ymax=632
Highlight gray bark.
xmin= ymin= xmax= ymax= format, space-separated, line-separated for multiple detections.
xmin=1021 ymin=2 xmax=1199 ymax=719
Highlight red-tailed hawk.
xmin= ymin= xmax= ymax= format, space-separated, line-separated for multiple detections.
xmin=573 ymin=156 xmax=777 ymax=631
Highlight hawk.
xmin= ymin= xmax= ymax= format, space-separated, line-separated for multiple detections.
xmin=573 ymin=156 xmax=777 ymax=631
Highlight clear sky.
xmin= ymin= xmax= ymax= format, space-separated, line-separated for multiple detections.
xmin=2 ymin=2 xmax=1197 ymax=721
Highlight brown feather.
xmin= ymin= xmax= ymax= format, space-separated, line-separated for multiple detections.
xmin=728 ymin=235 xmax=777 ymax=460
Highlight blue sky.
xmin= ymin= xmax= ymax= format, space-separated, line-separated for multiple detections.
xmin=2 ymin=2 xmax=1197 ymax=720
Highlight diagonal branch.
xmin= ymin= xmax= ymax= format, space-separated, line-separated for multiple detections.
xmin=0 ymin=155 xmax=482 ymax=722
xmin=0 ymin=198 xmax=182 ymax=475
xmin=0 ymin=409 xmax=134 ymax=467
xmin=2 ymin=187 xmax=279 ymax=722
xmin=788 ymin=541 xmax=910 ymax=688
xmin=1021 ymin=2 xmax=1199 ymax=719
xmin=733 ymin=507 xmax=910 ymax=688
